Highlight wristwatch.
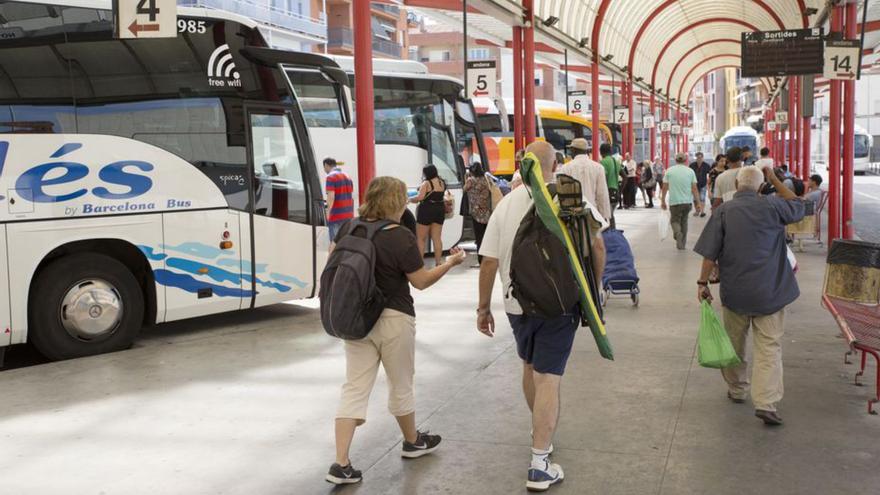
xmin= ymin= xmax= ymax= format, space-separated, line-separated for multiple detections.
xmin=696 ymin=280 xmax=709 ymax=286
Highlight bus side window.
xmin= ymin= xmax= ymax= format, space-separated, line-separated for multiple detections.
xmin=249 ymin=112 xmax=309 ymax=223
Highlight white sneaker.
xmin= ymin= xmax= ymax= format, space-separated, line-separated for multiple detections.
xmin=526 ymin=460 xmax=564 ymax=492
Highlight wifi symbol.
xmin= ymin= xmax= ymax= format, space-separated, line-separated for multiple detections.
xmin=208 ymin=44 xmax=241 ymax=80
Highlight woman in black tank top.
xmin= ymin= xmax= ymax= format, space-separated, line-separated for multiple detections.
xmin=409 ymin=165 xmax=447 ymax=265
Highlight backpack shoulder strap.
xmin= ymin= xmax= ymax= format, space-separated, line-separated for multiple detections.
xmin=361 ymin=220 xmax=396 ymax=240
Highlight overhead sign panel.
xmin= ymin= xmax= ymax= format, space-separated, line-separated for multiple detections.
xmin=567 ymin=90 xmax=587 ymax=115
xmin=466 ymin=61 xmax=496 ymax=99
xmin=741 ymin=28 xmax=824 ymax=77
xmin=642 ymin=115 xmax=655 ymax=129
xmin=824 ymin=40 xmax=860 ymax=81
xmin=115 ymin=0 xmax=178 ymax=39
xmin=659 ymin=120 xmax=671 ymax=132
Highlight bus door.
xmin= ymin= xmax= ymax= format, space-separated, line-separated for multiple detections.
xmin=245 ymin=105 xmax=317 ymax=307
xmin=455 ymin=98 xmax=492 ymax=172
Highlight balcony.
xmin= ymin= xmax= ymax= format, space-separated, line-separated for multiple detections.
xmin=179 ymin=0 xmax=327 ymax=39
xmin=371 ymin=3 xmax=400 ymax=16
xmin=328 ymin=27 xmax=402 ymax=58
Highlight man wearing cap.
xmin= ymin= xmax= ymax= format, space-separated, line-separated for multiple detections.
xmin=557 ymin=137 xmax=612 ymax=223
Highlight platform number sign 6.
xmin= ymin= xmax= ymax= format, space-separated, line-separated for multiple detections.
xmin=572 ymin=99 xmax=582 ymax=112
xmin=136 ymin=0 xmax=160 ymax=22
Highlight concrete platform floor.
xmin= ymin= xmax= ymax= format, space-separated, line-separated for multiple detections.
xmin=2 ymin=208 xmax=880 ymax=495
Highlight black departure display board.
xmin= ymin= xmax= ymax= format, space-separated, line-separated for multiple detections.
xmin=741 ymin=28 xmax=824 ymax=77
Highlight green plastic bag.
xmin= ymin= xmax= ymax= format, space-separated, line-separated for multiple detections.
xmin=697 ymin=300 xmax=742 ymax=369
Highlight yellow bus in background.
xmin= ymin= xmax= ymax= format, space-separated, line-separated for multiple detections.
xmin=473 ymin=98 xmax=614 ymax=176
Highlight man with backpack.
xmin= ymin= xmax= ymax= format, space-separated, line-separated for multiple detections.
xmin=599 ymin=143 xmax=622 ymax=226
xmin=321 ymin=176 xmax=466 ymax=486
xmin=476 ymin=141 xmax=607 ymax=492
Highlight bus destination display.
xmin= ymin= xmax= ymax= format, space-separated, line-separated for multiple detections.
xmin=741 ymin=28 xmax=824 ymax=77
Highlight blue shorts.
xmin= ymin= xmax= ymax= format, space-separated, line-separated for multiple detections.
xmin=507 ymin=310 xmax=578 ymax=376
xmin=328 ymin=221 xmax=346 ymax=242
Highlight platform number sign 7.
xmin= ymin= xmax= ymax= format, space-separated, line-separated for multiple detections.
xmin=137 ymin=0 xmax=160 ymax=22
xmin=613 ymin=106 xmax=629 ymax=124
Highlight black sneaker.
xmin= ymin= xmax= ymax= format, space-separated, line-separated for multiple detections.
xmin=325 ymin=463 xmax=362 ymax=485
xmin=401 ymin=430 xmax=442 ymax=459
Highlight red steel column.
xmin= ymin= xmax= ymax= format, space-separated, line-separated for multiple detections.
xmin=627 ymin=80 xmax=634 ymax=155
xmin=591 ymin=60 xmax=601 ymax=160
xmin=788 ymin=79 xmax=795 ymax=171
xmin=802 ymin=110 xmax=811 ymax=181
xmin=843 ymin=2 xmax=857 ymax=239
xmin=354 ymin=0 xmax=375 ymax=201
xmin=829 ymin=6 xmax=843 ymax=241
xmin=512 ymin=27 xmax=524 ymax=153
xmin=794 ymin=77 xmax=801 ymax=176
xmin=662 ymin=101 xmax=669 ymax=167
xmin=523 ymin=1 xmax=536 ymax=144
xmin=649 ymin=93 xmax=657 ymax=161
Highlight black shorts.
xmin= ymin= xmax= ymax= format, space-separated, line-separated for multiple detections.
xmin=507 ymin=310 xmax=578 ymax=376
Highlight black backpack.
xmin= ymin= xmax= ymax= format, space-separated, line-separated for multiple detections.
xmin=509 ymin=206 xmax=580 ymax=319
xmin=319 ymin=219 xmax=393 ymax=339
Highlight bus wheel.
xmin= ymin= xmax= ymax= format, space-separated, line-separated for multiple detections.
xmin=29 ymin=253 xmax=144 ymax=360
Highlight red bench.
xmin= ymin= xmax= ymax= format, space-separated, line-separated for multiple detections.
xmin=822 ymin=295 xmax=880 ymax=414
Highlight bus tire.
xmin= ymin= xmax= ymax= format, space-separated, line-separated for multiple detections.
xmin=29 ymin=253 xmax=144 ymax=361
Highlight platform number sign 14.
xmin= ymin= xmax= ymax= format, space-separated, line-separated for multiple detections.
xmin=116 ymin=0 xmax=178 ymax=39
xmin=824 ymin=40 xmax=861 ymax=81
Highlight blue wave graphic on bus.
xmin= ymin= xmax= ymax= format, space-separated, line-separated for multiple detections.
xmin=137 ymin=244 xmax=306 ymax=297
xmin=217 ymin=258 xmax=268 ymax=273
xmin=154 ymin=270 xmax=255 ymax=298
xmin=162 ymin=242 xmax=231 ymax=259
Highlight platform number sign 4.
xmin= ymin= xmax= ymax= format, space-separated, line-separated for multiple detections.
xmin=824 ymin=40 xmax=861 ymax=81
xmin=466 ymin=61 xmax=497 ymax=100
xmin=116 ymin=0 xmax=177 ymax=39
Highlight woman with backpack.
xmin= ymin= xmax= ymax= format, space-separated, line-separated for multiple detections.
xmin=326 ymin=176 xmax=466 ymax=486
xmin=463 ymin=162 xmax=493 ymax=266
xmin=410 ymin=165 xmax=449 ymax=266
xmin=640 ymin=160 xmax=657 ymax=208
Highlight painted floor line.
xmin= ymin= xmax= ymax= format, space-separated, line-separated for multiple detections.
xmin=855 ymin=190 xmax=880 ymax=202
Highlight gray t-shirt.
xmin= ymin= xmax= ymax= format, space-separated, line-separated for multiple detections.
xmin=694 ymin=191 xmax=806 ymax=316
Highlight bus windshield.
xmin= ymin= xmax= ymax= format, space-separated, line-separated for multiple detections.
xmin=855 ymin=134 xmax=871 ymax=159
xmin=290 ymin=72 xmax=462 ymax=185
xmin=722 ymin=135 xmax=757 ymax=152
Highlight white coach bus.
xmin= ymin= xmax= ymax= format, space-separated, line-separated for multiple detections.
xmin=288 ymin=58 xmax=489 ymax=252
xmin=0 ymin=0 xmax=352 ymax=361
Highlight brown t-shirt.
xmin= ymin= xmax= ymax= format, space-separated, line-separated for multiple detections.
xmin=334 ymin=219 xmax=424 ymax=316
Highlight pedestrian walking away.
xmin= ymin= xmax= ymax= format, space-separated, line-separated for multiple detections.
xmin=600 ymin=143 xmax=622 ymax=226
xmin=689 ymin=152 xmax=711 ymax=217
xmin=754 ymin=147 xmax=774 ymax=170
xmin=712 ymin=147 xmax=744 ymax=208
xmin=410 ymin=165 xmax=448 ymax=266
xmin=661 ymin=153 xmax=702 ymax=250
xmin=640 ymin=160 xmax=657 ymax=208
xmin=556 ymin=137 xmax=612 ymax=222
xmin=477 ymin=141 xmax=608 ymax=492
xmin=324 ymin=158 xmax=355 ymax=242
xmin=463 ymin=162 xmax=493 ymax=266
xmin=694 ymin=166 xmax=805 ymax=426
xmin=326 ymin=176 xmax=466 ymax=485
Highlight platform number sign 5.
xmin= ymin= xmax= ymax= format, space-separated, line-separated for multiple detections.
xmin=466 ymin=61 xmax=497 ymax=100
xmin=116 ymin=0 xmax=177 ymax=39
xmin=824 ymin=40 xmax=861 ymax=81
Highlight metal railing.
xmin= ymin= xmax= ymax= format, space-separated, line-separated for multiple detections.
xmin=371 ymin=3 xmax=400 ymax=15
xmin=328 ymin=27 xmax=401 ymax=58
xmin=179 ymin=0 xmax=327 ymax=39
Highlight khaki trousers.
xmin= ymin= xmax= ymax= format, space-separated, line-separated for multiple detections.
xmin=721 ymin=307 xmax=785 ymax=412
xmin=669 ymin=204 xmax=692 ymax=249
xmin=336 ymin=309 xmax=416 ymax=422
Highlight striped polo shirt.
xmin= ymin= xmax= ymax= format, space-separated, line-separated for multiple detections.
xmin=325 ymin=168 xmax=354 ymax=223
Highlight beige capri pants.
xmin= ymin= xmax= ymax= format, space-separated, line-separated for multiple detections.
xmin=336 ymin=308 xmax=416 ymax=422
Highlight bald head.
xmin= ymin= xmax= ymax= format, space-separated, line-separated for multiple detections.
xmin=525 ymin=141 xmax=558 ymax=182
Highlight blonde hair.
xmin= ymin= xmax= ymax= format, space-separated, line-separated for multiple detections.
xmin=358 ymin=176 xmax=407 ymax=220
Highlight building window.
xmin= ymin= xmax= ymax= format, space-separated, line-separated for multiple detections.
xmin=468 ymin=48 xmax=490 ymax=60
xmin=429 ymin=50 xmax=451 ymax=62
